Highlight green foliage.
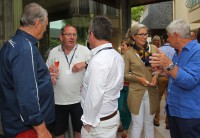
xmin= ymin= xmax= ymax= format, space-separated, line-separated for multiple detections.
xmin=131 ymin=6 xmax=144 ymax=21
xmin=76 ymin=27 xmax=88 ymax=45
xmin=49 ymin=38 xmax=60 ymax=49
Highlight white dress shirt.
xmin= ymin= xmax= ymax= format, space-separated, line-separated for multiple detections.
xmin=81 ymin=43 xmax=124 ymax=127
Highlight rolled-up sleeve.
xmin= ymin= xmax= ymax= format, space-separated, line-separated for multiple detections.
xmin=173 ymin=51 xmax=200 ymax=90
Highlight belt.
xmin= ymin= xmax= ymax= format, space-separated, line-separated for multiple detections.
xmin=100 ymin=110 xmax=117 ymax=121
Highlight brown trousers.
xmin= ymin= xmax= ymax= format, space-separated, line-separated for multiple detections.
xmin=154 ymin=76 xmax=169 ymax=125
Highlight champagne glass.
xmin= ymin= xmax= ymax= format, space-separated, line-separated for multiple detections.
xmin=53 ymin=57 xmax=59 ymax=83
xmin=54 ymin=57 xmax=60 ymax=68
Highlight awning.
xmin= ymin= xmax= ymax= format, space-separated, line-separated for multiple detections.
xmin=93 ymin=0 xmax=172 ymax=8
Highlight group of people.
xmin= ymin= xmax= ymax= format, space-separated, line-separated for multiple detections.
xmin=0 ymin=3 xmax=124 ymax=138
xmin=0 ymin=2 xmax=200 ymax=138
xmin=117 ymin=25 xmax=175 ymax=138
xmin=118 ymin=19 xmax=200 ymax=138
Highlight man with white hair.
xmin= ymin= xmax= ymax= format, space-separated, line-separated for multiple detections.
xmin=0 ymin=3 xmax=54 ymax=138
xmin=150 ymin=19 xmax=200 ymax=138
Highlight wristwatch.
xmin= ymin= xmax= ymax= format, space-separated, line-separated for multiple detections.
xmin=85 ymin=60 xmax=89 ymax=69
xmin=166 ymin=63 xmax=175 ymax=71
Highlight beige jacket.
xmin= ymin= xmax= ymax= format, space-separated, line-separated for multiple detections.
xmin=124 ymin=44 xmax=159 ymax=115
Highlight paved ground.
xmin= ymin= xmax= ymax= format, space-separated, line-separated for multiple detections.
xmin=0 ymin=96 xmax=170 ymax=138
xmin=117 ymin=95 xmax=171 ymax=138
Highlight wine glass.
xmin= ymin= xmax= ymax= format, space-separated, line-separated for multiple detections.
xmin=54 ymin=57 xmax=59 ymax=68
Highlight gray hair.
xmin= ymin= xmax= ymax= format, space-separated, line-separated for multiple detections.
xmin=166 ymin=19 xmax=190 ymax=38
xmin=127 ymin=24 xmax=148 ymax=44
xmin=20 ymin=3 xmax=48 ymax=26
xmin=130 ymin=23 xmax=148 ymax=36
xmin=89 ymin=16 xmax=112 ymax=41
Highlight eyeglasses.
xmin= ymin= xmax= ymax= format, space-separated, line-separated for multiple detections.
xmin=135 ymin=33 xmax=148 ymax=37
xmin=61 ymin=33 xmax=77 ymax=37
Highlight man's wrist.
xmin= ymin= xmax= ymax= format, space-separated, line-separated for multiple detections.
xmin=85 ymin=59 xmax=90 ymax=69
xmin=166 ymin=63 xmax=175 ymax=71
xmin=33 ymin=122 xmax=47 ymax=134
xmin=85 ymin=61 xmax=88 ymax=69
xmin=83 ymin=124 xmax=91 ymax=132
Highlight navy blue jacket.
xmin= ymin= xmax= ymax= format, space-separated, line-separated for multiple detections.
xmin=0 ymin=29 xmax=55 ymax=137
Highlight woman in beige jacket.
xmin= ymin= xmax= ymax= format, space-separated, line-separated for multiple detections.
xmin=124 ymin=24 xmax=159 ymax=138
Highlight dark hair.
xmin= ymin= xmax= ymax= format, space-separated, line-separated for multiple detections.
xmin=197 ymin=28 xmax=200 ymax=43
xmin=60 ymin=25 xmax=76 ymax=34
xmin=162 ymin=33 xmax=168 ymax=43
xmin=89 ymin=16 xmax=112 ymax=41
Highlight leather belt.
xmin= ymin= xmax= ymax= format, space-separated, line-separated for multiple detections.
xmin=100 ymin=110 xmax=117 ymax=121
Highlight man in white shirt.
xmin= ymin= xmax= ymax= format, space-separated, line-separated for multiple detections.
xmin=81 ymin=16 xmax=124 ymax=138
xmin=46 ymin=25 xmax=91 ymax=138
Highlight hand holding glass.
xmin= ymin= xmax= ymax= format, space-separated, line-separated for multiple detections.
xmin=52 ymin=58 xmax=59 ymax=85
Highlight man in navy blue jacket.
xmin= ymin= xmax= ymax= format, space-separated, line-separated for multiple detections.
xmin=0 ymin=3 xmax=54 ymax=138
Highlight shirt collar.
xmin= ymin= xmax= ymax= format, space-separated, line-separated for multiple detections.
xmin=163 ymin=43 xmax=171 ymax=46
xmin=16 ymin=29 xmax=38 ymax=46
xmin=58 ymin=45 xmax=63 ymax=51
xmin=91 ymin=43 xmax=112 ymax=56
xmin=58 ymin=44 xmax=78 ymax=52
xmin=175 ymin=40 xmax=196 ymax=55
xmin=183 ymin=40 xmax=196 ymax=51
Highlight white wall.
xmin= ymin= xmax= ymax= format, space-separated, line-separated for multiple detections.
xmin=173 ymin=0 xmax=200 ymax=31
xmin=173 ymin=0 xmax=189 ymax=23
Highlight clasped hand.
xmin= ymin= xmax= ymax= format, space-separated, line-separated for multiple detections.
xmin=138 ymin=76 xmax=157 ymax=87
xmin=72 ymin=62 xmax=86 ymax=73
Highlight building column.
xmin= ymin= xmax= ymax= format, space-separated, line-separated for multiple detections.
xmin=0 ymin=0 xmax=14 ymax=47
xmin=119 ymin=0 xmax=131 ymax=40
xmin=13 ymin=0 xmax=23 ymax=31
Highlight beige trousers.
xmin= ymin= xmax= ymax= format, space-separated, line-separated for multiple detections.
xmin=81 ymin=111 xmax=120 ymax=138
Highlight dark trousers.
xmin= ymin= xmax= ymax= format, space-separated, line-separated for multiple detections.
xmin=166 ymin=105 xmax=200 ymax=138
